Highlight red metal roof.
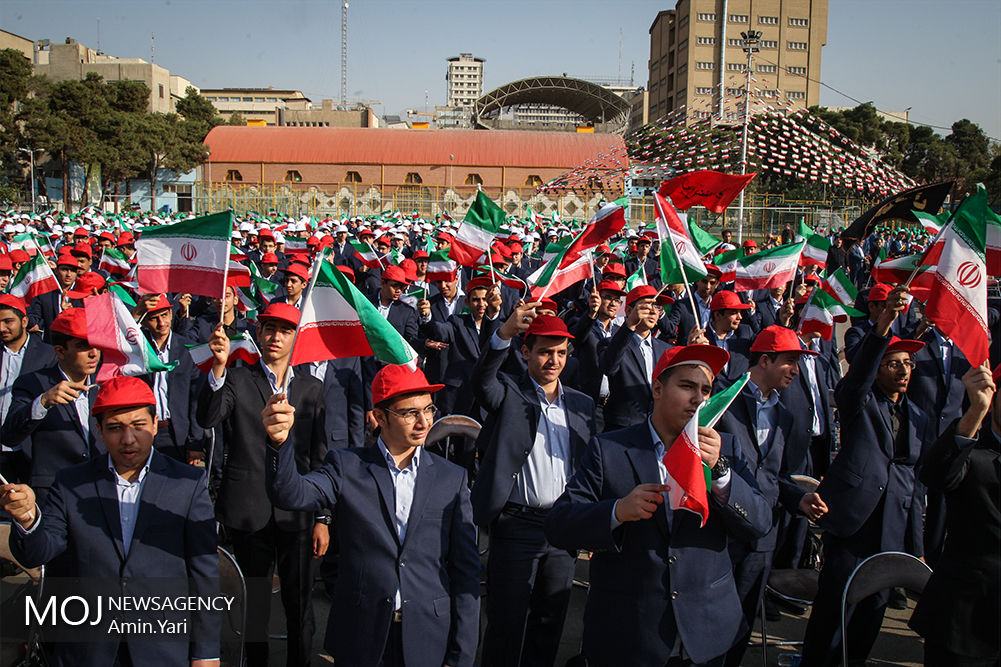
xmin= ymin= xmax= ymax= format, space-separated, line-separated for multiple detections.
xmin=202 ymin=126 xmax=627 ymax=169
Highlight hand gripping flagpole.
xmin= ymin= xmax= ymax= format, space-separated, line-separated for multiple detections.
xmin=281 ymin=247 xmax=329 ymax=397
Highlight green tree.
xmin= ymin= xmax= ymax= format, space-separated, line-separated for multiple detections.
xmin=227 ymin=111 xmax=247 ymax=126
xmin=0 ymin=48 xmax=36 ymax=201
xmin=139 ymin=112 xmax=208 ymax=211
xmin=175 ymin=86 xmax=222 ymax=140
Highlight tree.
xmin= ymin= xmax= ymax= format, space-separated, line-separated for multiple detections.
xmin=227 ymin=112 xmax=247 ymax=126
xmin=0 ymin=48 xmax=36 ymax=201
xmin=139 ymin=112 xmax=208 ymax=212
xmin=175 ymin=86 xmax=222 ymax=140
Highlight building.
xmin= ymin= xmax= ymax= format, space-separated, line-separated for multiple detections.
xmin=0 ymin=29 xmax=34 ymax=61
xmin=474 ymin=76 xmax=633 ymax=134
xmin=647 ymin=0 xmax=828 ymax=122
xmin=33 ymin=38 xmax=195 ymax=114
xmin=200 ymin=88 xmax=311 ymax=125
xmin=446 ymin=53 xmax=485 ymax=108
xmin=282 ymin=99 xmax=379 ymax=128
xmin=628 ymin=88 xmax=650 ymax=133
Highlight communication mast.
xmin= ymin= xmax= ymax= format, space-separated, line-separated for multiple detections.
xmin=341 ymin=1 xmax=349 ymax=107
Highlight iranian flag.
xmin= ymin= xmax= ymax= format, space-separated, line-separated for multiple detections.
xmin=688 ymin=219 xmax=723 ymax=256
xmin=872 ymin=253 xmax=935 ymax=291
xmin=924 ymin=186 xmax=991 ymax=366
xmin=715 ymin=247 xmax=743 ymax=283
xmin=529 ymin=250 xmax=592 ymax=299
xmin=989 ymin=214 xmax=1001 ymax=277
xmin=526 ymin=206 xmax=546 ymax=232
xmin=662 ymin=372 xmax=749 ymax=527
xmin=290 ymin=261 xmax=417 ymax=367
xmin=625 ymin=264 xmax=648 ymax=292
xmin=8 ymin=233 xmax=39 ymax=257
xmin=84 ymin=292 xmax=178 ymax=381
xmin=560 ymin=204 xmax=627 ymax=268
xmin=284 ymin=238 xmax=308 ymax=253
xmin=425 ymin=249 xmax=457 ymax=282
xmin=732 ymin=241 xmax=804 ymax=291
xmin=450 ymin=191 xmax=505 ymax=267
xmin=913 ymin=210 xmax=948 ymax=237
xmin=135 ymin=211 xmax=231 ymax=298
xmin=186 ymin=332 xmax=261 ymax=373
xmin=7 ymin=253 xmax=60 ymax=302
xmin=822 ymin=268 xmax=858 ymax=306
xmin=477 ymin=264 xmax=528 ymax=291
xmin=350 ymin=240 xmax=383 ymax=269
xmin=227 ymin=260 xmax=252 ymax=288
xmin=797 ymin=221 xmax=830 ymax=269
xmin=799 ymin=288 xmax=865 ymax=341
xmin=655 ymin=193 xmax=707 ymax=284
xmin=99 ymin=248 xmax=131 ymax=276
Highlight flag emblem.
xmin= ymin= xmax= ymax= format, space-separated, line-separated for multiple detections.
xmin=957 ymin=261 xmax=981 ymax=288
xmin=762 ymin=261 xmax=775 ymax=273
xmin=124 ymin=328 xmax=139 ymax=345
xmin=181 ymin=243 xmax=197 ymax=261
xmin=675 ymin=240 xmax=687 ymax=255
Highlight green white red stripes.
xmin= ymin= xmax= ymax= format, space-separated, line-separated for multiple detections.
xmin=84 ymin=292 xmax=178 ymax=381
xmin=731 ymin=241 xmax=804 ymax=291
xmin=136 ymin=211 xmax=232 ymax=298
xmin=799 ymin=288 xmax=864 ymax=341
xmin=425 ymin=249 xmax=457 ymax=282
xmin=655 ymin=193 xmax=707 ymax=284
xmin=449 ymin=191 xmax=505 ymax=267
xmin=7 ymin=253 xmax=59 ymax=302
xmin=186 ymin=333 xmax=261 ymax=373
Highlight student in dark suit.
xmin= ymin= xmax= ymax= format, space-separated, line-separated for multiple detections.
xmin=751 ymin=285 xmax=793 ymax=331
xmin=26 ymin=251 xmax=78 ymax=340
xmin=715 ymin=326 xmax=828 ymax=666
xmin=2 ymin=308 xmax=102 ymax=502
xmin=545 ymin=344 xmax=772 ymax=667
xmin=664 ymin=269 xmax=720 ymax=343
xmin=471 ymin=304 xmax=596 ymax=667
xmin=176 ymin=284 xmax=255 ymax=343
xmin=570 ymin=281 xmax=626 ymax=430
xmin=198 ymin=303 xmax=327 ymax=667
xmin=598 ymin=285 xmax=672 ymax=432
xmin=0 ymin=294 xmax=58 ymax=482
xmin=1 ymin=375 xmax=220 ymax=667
xmin=705 ymin=290 xmax=755 ymax=390
xmin=300 ymin=356 xmax=367 ymax=450
xmin=801 ymin=286 xmax=932 ymax=667
xmin=262 ymin=363 xmax=481 ymax=667
xmin=370 ymin=265 xmax=421 ymax=350
xmin=843 ymin=283 xmax=915 ymax=364
xmin=909 ymin=363 xmax=999 ymax=667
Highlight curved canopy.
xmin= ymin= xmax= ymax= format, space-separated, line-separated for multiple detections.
xmin=474 ymin=76 xmax=631 ymax=125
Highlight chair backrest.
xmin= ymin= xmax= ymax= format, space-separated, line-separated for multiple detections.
xmin=791 ymin=474 xmax=820 ymax=493
xmin=0 ymin=522 xmax=42 ymax=582
xmin=843 ymin=551 xmax=932 ymax=607
xmin=217 ymin=546 xmax=246 ymax=667
xmin=426 ymin=415 xmax=482 ymax=447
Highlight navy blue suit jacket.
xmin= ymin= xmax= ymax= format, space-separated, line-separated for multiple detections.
xmin=26 ymin=290 xmax=62 ymax=342
xmin=598 ymin=324 xmax=671 ymax=430
xmin=908 ymin=329 xmax=970 ymax=438
xmin=10 ymin=452 xmax=219 ymax=666
xmin=544 ymin=423 xmax=771 ymax=666
xmin=266 ymin=442 xmax=480 ymax=667
xmin=470 ymin=343 xmax=595 ymax=527
xmin=298 ymin=357 xmax=366 ymax=450
xmin=421 ymin=313 xmax=502 ymax=388
xmin=0 ymin=333 xmax=57 ymax=434
xmin=569 ymin=314 xmax=615 ymax=402
xmin=369 ymin=296 xmax=421 ymax=350
xmin=2 ymin=365 xmax=103 ymax=492
xmin=139 ymin=332 xmax=207 ymax=452
xmin=780 ymin=346 xmax=839 ymax=476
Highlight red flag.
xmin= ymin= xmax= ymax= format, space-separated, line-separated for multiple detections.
xmin=658 ymin=170 xmax=757 ymax=213
xmin=560 ymin=204 xmax=626 ymax=267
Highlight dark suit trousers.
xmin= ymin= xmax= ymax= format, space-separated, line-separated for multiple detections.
xmin=229 ymin=519 xmax=315 ymax=667
xmin=723 ymin=548 xmax=774 ymax=667
xmin=801 ymin=505 xmax=888 ymax=667
xmin=924 ymin=642 xmax=1000 ymax=667
xmin=483 ymin=509 xmax=575 ymax=667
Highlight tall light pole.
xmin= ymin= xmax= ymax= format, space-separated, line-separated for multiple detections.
xmin=736 ymin=29 xmax=761 ymax=245
xmin=17 ymin=147 xmax=42 ymax=214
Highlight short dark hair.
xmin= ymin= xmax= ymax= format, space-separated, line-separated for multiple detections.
xmin=51 ymin=331 xmax=78 ymax=349
xmin=749 ymin=351 xmax=780 ymax=367
xmin=654 ymin=365 xmax=678 ymax=385
xmin=0 ymin=305 xmax=26 ymax=319
xmin=523 ymin=333 xmax=570 ymax=352
xmin=95 ymin=404 xmax=156 ymax=425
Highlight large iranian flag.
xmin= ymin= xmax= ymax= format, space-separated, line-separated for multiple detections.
xmin=450 ymin=191 xmax=505 ymax=267
xmin=85 ymin=292 xmax=178 ymax=381
xmin=799 ymin=288 xmax=865 ymax=341
xmin=731 ymin=241 xmax=804 ymax=291
xmin=290 ymin=261 xmax=417 ymax=367
xmin=655 ymin=193 xmax=707 ymax=284
xmin=425 ymin=249 xmax=457 ymax=282
xmin=135 ymin=211 xmax=231 ymax=298
xmin=186 ymin=333 xmax=261 ymax=373
xmin=7 ymin=253 xmax=60 ymax=302
xmin=924 ymin=187 xmax=991 ymax=366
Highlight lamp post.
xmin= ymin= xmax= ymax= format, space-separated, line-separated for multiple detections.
xmin=736 ymin=29 xmax=761 ymax=245
xmin=17 ymin=147 xmax=43 ymax=214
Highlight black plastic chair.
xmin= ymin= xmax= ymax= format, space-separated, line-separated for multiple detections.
xmin=0 ymin=522 xmax=45 ymax=666
xmin=217 ymin=546 xmax=247 ymax=667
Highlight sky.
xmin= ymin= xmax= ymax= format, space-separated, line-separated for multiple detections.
xmin=2 ymin=0 xmax=1000 ymax=140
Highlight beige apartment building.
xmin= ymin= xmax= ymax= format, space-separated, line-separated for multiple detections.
xmin=647 ymin=0 xmax=827 ymax=122
xmin=200 ymin=88 xmax=311 ymax=125
xmin=446 ymin=53 xmax=485 ymax=108
xmin=0 ymin=29 xmax=34 ymax=60
xmin=33 ymin=38 xmax=195 ymax=113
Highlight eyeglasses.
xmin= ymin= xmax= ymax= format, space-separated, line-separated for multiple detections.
xmin=880 ymin=360 xmax=915 ymax=372
xmin=383 ymin=404 xmax=438 ymax=424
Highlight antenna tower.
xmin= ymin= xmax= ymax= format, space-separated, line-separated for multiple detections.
xmin=341 ymin=2 xmax=349 ymax=107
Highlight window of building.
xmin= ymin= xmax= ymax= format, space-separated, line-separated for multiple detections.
xmin=761 ymin=89 xmax=778 ymax=98
xmin=678 ymin=39 xmax=688 ymax=51
xmin=695 ymin=87 xmax=713 ymax=95
xmin=464 ymin=173 xmax=483 ymax=186
xmin=728 ymin=38 xmax=743 ymax=46
xmin=266 ymin=97 xmax=278 ymax=102
xmin=761 ymin=40 xmax=778 ymax=49
xmin=696 ymin=13 xmax=716 ymax=21
xmin=788 ymin=91 xmax=806 ymax=100
xmin=404 ymin=172 xmax=423 ymax=184
xmin=789 ymin=17 xmax=809 ymax=27
xmin=726 ymin=87 xmax=746 ymax=96
xmin=788 ymin=41 xmax=808 ymax=50
xmin=254 ymin=97 xmax=265 ymax=102
xmin=729 ymin=14 xmax=749 ymax=23
xmin=759 ymin=15 xmax=779 ymax=25
xmin=758 ymin=64 xmax=777 ymax=73
xmin=727 ymin=62 xmax=746 ymax=72
xmin=677 ymin=63 xmax=687 ymax=74
xmin=678 ymin=14 xmax=689 ymax=28
xmin=284 ymin=170 xmax=302 ymax=182
xmin=206 ymin=96 xmax=217 ymax=101
xmin=696 ymin=36 xmax=716 ymax=45
xmin=345 ymin=171 xmax=362 ymax=183
xmin=788 ymin=66 xmax=807 ymax=76
xmin=525 ymin=175 xmax=543 ymax=187
xmin=225 ymin=170 xmax=242 ymax=181
xmin=696 ymin=61 xmax=714 ymax=70
xmin=158 ymin=84 xmax=164 ymax=98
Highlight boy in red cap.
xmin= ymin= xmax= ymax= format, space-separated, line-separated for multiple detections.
xmin=261 ymin=363 xmax=480 ymax=667
xmin=26 ymin=251 xmax=80 ymax=340
xmin=546 ymin=343 xmax=771 ymax=667
xmin=571 ymin=280 xmax=627 ymax=427
xmin=802 ymin=285 xmax=935 ymax=666
xmin=199 ymin=304 xmax=327 ymax=667
xmin=705 ymin=290 xmax=755 ymax=388
xmin=2 ymin=308 xmax=102 ymax=502
xmin=843 ymin=282 xmax=918 ymax=364
xmin=2 ymin=375 xmax=220 ymax=666
xmin=277 ymin=263 xmax=309 ymax=309
xmin=372 ymin=265 xmax=420 ymax=350
xmin=470 ymin=301 xmax=596 ymax=667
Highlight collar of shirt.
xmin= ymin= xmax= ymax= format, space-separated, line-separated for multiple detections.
xmin=3 ymin=340 xmax=27 ymax=358
xmin=107 ymin=448 xmax=153 ymax=487
xmin=154 ymin=332 xmax=172 ymax=358
xmin=376 ymin=437 xmax=422 ymax=473
xmin=746 ymin=378 xmax=779 ymax=410
xmin=260 ymin=360 xmax=292 ymax=395
xmin=529 ymin=375 xmax=565 ymax=408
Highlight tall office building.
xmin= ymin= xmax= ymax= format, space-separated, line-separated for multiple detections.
xmin=446 ymin=53 xmax=485 ymax=108
xmin=647 ymin=0 xmax=828 ymax=122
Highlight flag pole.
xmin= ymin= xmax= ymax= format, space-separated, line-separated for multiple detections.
xmin=367 ymin=241 xmax=385 ymax=269
xmin=658 ymin=194 xmax=702 ymax=330
xmin=281 ymin=248 xmax=328 ymax=396
xmin=795 ymin=285 xmax=817 ymax=334
xmin=219 ymin=247 xmax=231 ymax=327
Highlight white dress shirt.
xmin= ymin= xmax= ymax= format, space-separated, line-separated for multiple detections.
xmin=152 ymin=334 xmax=172 ymax=421
xmin=0 ymin=341 xmax=27 ymax=451
xmin=376 ymin=437 xmax=421 ymax=611
xmin=30 ymin=367 xmax=90 ymax=441
xmin=110 ymin=451 xmax=153 ymax=557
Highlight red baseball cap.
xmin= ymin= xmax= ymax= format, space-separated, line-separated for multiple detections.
xmin=510 ymin=242 xmax=524 ymax=253
xmin=526 ymin=314 xmax=574 ymax=339
xmin=710 ymin=290 xmax=752 ymax=312
xmin=751 ymin=325 xmax=818 ymax=355
xmin=868 ymin=284 xmax=894 ymax=302
xmin=371 ymin=364 xmax=444 ymax=406
xmin=595 ymin=244 xmax=611 ymax=255
xmin=50 ymin=307 xmax=89 ymax=340
xmin=117 ymin=231 xmax=135 ymax=247
xmin=8 ymin=249 xmax=29 ymax=264
xmin=538 ymin=298 xmax=558 ymax=313
xmin=261 ymin=252 xmax=279 ymax=265
xmin=626 ymin=285 xmax=674 ymax=307
xmin=596 ymin=280 xmax=626 ymax=295
xmin=382 ymin=265 xmax=410 ymax=286
xmin=0 ymin=294 xmax=27 ymax=316
xmin=56 ymin=251 xmax=80 ymax=269
xmin=603 ymin=263 xmax=627 ymax=279
xmin=99 ymin=231 xmax=116 ymax=244
xmin=742 ymin=239 xmax=758 ymax=248
xmin=400 ymin=258 xmax=418 ymax=283
xmin=0 ymin=254 xmax=11 ymax=272
xmin=886 ymin=336 xmax=924 ymax=355
xmin=93 ymin=375 xmax=156 ymax=415
xmin=283 ymin=263 xmax=309 ymax=282
xmin=412 ymin=250 xmax=429 ymax=260
xmin=258 ymin=228 xmax=275 ymax=240
xmin=71 ymin=242 xmax=93 ymax=259
xmin=145 ymin=293 xmax=172 ymax=314
xmin=465 ymin=276 xmax=493 ymax=292
xmin=651 ymin=344 xmax=730 ymax=383
xmin=73 ymin=227 xmax=89 ymax=237
xmin=336 ymin=265 xmax=356 ymax=282
xmin=358 ymin=228 xmax=374 ymax=238
xmin=258 ymin=302 xmax=300 ymax=328
xmin=704 ymin=264 xmax=723 ymax=279
xmin=66 ymin=271 xmax=106 ymax=300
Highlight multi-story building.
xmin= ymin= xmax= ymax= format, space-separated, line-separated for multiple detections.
xmin=281 ymin=99 xmax=379 ymax=128
xmin=647 ymin=0 xmax=828 ymax=123
xmin=33 ymin=38 xmax=195 ymax=114
xmin=200 ymin=88 xmax=311 ymax=125
xmin=0 ymin=29 xmax=34 ymax=61
xmin=446 ymin=53 xmax=484 ymax=108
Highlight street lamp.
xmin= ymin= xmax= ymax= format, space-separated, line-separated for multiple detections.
xmin=736 ymin=29 xmax=761 ymax=245
xmin=17 ymin=147 xmax=44 ymax=214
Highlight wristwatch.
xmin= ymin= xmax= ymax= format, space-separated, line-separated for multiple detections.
xmin=710 ymin=456 xmax=730 ymax=481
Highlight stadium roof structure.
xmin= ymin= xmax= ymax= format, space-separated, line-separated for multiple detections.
xmin=474 ymin=76 xmax=631 ymax=133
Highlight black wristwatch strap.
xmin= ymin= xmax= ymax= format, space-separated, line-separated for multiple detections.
xmin=710 ymin=455 xmax=729 ymax=481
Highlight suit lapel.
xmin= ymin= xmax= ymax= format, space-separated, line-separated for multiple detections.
xmin=623 ymin=427 xmax=670 ymax=542
xmin=516 ymin=374 xmax=543 ymax=440
xmin=364 ymin=448 xmax=402 ymax=548
xmin=127 ymin=454 xmax=166 ymax=560
xmin=94 ymin=465 xmax=126 ymax=564
xmin=249 ymin=363 xmax=274 ymax=404
xmin=565 ymin=394 xmax=590 ymax=468
xmin=401 ymin=454 xmax=435 ymax=549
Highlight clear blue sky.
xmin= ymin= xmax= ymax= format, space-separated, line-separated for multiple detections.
xmin=3 ymin=0 xmax=999 ymax=139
